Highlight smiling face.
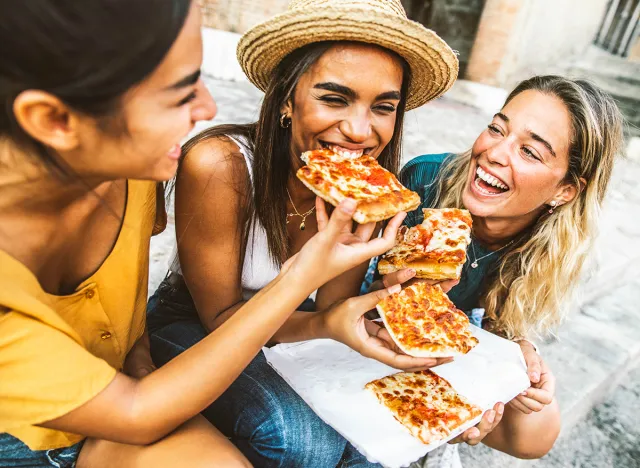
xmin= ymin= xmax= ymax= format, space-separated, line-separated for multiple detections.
xmin=462 ymin=90 xmax=578 ymax=222
xmin=285 ymin=42 xmax=404 ymax=162
xmin=64 ymin=2 xmax=217 ymax=181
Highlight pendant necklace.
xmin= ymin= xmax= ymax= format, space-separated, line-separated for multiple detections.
xmin=286 ymin=188 xmax=315 ymax=231
xmin=469 ymin=236 xmax=515 ymax=268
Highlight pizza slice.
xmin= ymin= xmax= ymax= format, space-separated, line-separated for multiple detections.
xmin=378 ymin=208 xmax=472 ymax=280
xmin=376 ymin=282 xmax=478 ymax=357
xmin=296 ymin=149 xmax=420 ymax=224
xmin=366 ymin=370 xmax=483 ymax=445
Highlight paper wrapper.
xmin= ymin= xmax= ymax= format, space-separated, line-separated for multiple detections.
xmin=262 ymin=325 xmax=530 ymax=468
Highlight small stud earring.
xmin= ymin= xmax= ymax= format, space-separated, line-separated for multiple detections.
xmin=279 ymin=113 xmax=291 ymax=129
xmin=548 ymin=200 xmax=558 ymax=214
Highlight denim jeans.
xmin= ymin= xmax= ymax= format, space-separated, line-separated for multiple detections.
xmin=0 ymin=433 xmax=83 ymax=468
xmin=147 ymin=275 xmax=381 ymax=468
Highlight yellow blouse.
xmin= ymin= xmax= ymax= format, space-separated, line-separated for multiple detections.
xmin=0 ymin=180 xmax=156 ymax=450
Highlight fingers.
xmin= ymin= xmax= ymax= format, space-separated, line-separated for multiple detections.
xmin=362 ymin=340 xmax=444 ymax=370
xmin=346 ymin=284 xmax=401 ymax=317
xmin=450 ymin=403 xmax=504 ymax=446
xmin=320 ymin=198 xmax=357 ymax=243
xmin=315 ymin=197 xmax=330 ymax=231
xmin=510 ymin=394 xmax=544 ymax=413
xmin=521 ymin=387 xmax=554 ymax=406
xmin=538 ymin=359 xmax=556 ymax=396
xmin=518 ymin=341 xmax=542 ymax=384
xmin=353 ymin=221 xmax=377 ymax=243
xmin=437 ymin=279 xmax=460 ymax=293
xmin=380 ymin=212 xmax=406 ymax=244
xmin=381 ymin=269 xmax=416 ymax=289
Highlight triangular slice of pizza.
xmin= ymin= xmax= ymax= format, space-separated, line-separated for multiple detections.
xmin=376 ymin=282 xmax=478 ymax=357
xmin=296 ymin=149 xmax=420 ymax=224
xmin=366 ymin=370 xmax=483 ymax=445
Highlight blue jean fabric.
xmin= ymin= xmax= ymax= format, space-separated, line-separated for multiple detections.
xmin=0 ymin=433 xmax=83 ymax=468
xmin=147 ymin=275 xmax=381 ymax=468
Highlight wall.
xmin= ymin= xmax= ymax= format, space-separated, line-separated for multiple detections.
xmin=402 ymin=0 xmax=486 ymax=76
xmin=199 ymin=0 xmax=288 ymax=32
xmin=467 ymin=0 xmax=610 ymax=88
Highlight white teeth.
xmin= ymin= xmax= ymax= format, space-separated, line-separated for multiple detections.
xmin=328 ymin=145 xmax=364 ymax=159
xmin=476 ymin=167 xmax=508 ymax=190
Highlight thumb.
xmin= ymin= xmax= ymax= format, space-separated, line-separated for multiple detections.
xmin=320 ymin=198 xmax=357 ymax=243
xmin=348 ymin=283 xmax=401 ymax=316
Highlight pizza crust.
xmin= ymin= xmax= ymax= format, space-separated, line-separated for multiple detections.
xmin=378 ymin=259 xmax=462 ymax=280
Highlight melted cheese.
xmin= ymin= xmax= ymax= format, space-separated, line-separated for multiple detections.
xmin=366 ymin=370 xmax=483 ymax=445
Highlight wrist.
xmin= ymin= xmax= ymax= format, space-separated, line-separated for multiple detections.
xmin=514 ymin=337 xmax=540 ymax=355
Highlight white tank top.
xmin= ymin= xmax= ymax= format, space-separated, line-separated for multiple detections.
xmin=169 ymin=134 xmax=280 ymax=301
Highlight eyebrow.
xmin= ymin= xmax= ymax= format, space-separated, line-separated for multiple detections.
xmin=166 ymin=69 xmax=201 ymax=91
xmin=313 ymin=82 xmax=401 ymax=102
xmin=494 ymin=112 xmax=556 ymax=157
xmin=314 ymin=82 xmax=356 ymax=99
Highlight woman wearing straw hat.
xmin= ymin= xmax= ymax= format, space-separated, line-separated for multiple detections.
xmin=146 ymin=0 xmax=468 ymax=466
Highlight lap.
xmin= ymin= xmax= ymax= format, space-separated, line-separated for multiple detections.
xmin=77 ymin=415 xmax=250 ymax=468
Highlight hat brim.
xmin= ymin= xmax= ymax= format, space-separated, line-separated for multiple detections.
xmin=237 ymin=7 xmax=459 ymax=110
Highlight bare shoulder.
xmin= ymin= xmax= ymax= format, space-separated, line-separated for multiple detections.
xmin=178 ymin=135 xmax=250 ymax=191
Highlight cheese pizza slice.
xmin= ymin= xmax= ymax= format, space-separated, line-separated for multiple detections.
xmin=376 ymin=282 xmax=478 ymax=357
xmin=366 ymin=370 xmax=483 ymax=445
xmin=296 ymin=149 xmax=420 ymax=224
xmin=378 ymin=208 xmax=472 ymax=280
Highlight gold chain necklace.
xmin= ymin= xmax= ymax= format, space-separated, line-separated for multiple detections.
xmin=286 ymin=188 xmax=316 ymax=231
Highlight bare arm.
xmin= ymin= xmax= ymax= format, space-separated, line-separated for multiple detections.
xmin=42 ymin=198 xmax=405 ymax=445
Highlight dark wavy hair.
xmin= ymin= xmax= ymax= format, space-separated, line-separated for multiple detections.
xmin=0 ymin=0 xmax=192 ymax=176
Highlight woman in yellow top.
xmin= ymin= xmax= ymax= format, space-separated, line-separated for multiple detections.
xmin=0 ymin=1 xmax=409 ymax=467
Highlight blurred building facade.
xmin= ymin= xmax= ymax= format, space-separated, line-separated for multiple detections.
xmin=200 ymin=0 xmax=640 ymax=133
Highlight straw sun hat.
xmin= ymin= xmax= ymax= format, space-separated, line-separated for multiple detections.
xmin=237 ymin=0 xmax=459 ymax=110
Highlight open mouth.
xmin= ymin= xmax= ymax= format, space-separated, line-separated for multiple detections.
xmin=320 ymin=141 xmax=371 ymax=159
xmin=474 ymin=166 xmax=509 ymax=195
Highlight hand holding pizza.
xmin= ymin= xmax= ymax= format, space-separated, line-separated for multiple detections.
xmin=283 ymin=197 xmax=406 ymax=291
xmin=509 ymin=341 xmax=556 ymax=414
xmin=448 ymin=401 xmax=504 ymax=446
xmin=319 ymin=285 xmax=453 ymax=371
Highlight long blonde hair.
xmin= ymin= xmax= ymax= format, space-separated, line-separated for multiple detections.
xmin=434 ymin=76 xmax=624 ymax=338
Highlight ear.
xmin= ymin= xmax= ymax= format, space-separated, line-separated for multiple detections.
xmin=12 ymin=90 xmax=82 ymax=152
xmin=551 ymin=180 xmax=580 ymax=207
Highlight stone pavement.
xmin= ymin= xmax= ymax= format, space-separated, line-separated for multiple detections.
xmin=149 ymin=72 xmax=640 ymax=467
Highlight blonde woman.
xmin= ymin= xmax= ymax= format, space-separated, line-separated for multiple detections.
xmin=382 ymin=75 xmax=624 ymax=461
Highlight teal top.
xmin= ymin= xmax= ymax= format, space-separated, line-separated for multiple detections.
xmin=362 ymin=153 xmax=503 ymax=326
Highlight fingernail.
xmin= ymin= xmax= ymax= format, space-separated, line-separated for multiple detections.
xmin=408 ymin=269 xmax=416 ymax=277
xmin=531 ymin=372 xmax=540 ymax=382
xmin=388 ymin=284 xmax=401 ymax=294
xmin=487 ymin=411 xmax=495 ymax=423
xmin=497 ymin=404 xmax=504 ymax=415
xmin=521 ymin=391 xmax=527 ymax=396
xmin=340 ymin=198 xmax=357 ymax=213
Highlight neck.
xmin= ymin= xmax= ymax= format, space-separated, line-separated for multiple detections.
xmin=471 ymin=212 xmax=538 ymax=250
xmin=0 ymin=140 xmax=107 ymax=214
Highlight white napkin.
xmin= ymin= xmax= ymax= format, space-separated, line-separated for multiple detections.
xmin=263 ymin=325 xmax=530 ymax=468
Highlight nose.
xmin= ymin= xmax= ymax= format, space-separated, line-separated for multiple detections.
xmin=339 ymin=107 xmax=372 ymax=143
xmin=191 ymin=79 xmax=217 ymax=123
xmin=486 ymin=137 xmax=510 ymax=167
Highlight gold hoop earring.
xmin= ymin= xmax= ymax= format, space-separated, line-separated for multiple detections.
xmin=279 ymin=113 xmax=291 ymax=129
xmin=548 ymin=200 xmax=558 ymax=214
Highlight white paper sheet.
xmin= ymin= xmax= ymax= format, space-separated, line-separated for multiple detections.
xmin=262 ymin=325 xmax=530 ymax=468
